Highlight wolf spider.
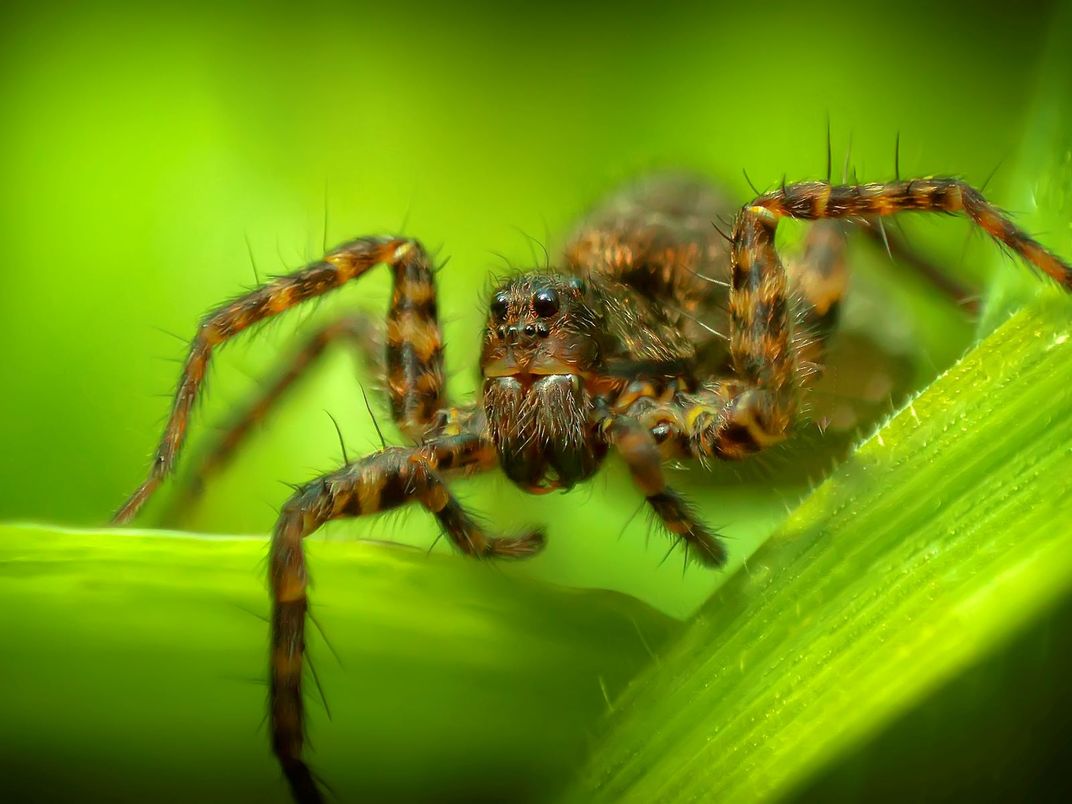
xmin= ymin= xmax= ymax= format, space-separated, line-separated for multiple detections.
xmin=112 ymin=173 xmax=1072 ymax=802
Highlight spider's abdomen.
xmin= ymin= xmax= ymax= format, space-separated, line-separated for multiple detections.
xmin=564 ymin=173 xmax=736 ymax=375
xmin=482 ymin=374 xmax=606 ymax=493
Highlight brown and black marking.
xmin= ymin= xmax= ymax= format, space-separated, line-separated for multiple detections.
xmin=759 ymin=179 xmax=1072 ymax=288
xmin=380 ymin=239 xmax=447 ymax=438
xmin=112 ymin=172 xmax=1072 ymax=804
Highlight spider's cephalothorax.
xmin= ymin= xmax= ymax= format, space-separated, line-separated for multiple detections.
xmin=110 ymin=174 xmax=1072 ymax=803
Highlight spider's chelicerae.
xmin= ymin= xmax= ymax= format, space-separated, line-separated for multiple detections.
xmin=112 ymin=173 xmax=1072 ymax=802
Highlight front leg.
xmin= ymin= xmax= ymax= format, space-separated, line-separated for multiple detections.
xmin=269 ymin=433 xmax=543 ymax=803
xmin=113 ymin=236 xmax=447 ymax=524
xmin=726 ymin=178 xmax=1072 ymax=455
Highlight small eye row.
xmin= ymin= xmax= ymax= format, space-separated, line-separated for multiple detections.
xmin=495 ymin=321 xmax=551 ymax=340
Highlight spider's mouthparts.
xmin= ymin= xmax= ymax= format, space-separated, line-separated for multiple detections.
xmin=483 ymin=372 xmax=601 ymax=492
xmin=482 ymin=355 xmax=580 ymax=379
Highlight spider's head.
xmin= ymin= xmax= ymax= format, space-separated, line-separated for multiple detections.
xmin=479 ymin=272 xmax=607 ymax=492
xmin=480 ymin=273 xmax=602 ymax=378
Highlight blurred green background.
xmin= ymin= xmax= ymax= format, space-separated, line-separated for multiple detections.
xmin=0 ymin=0 xmax=1064 ymax=617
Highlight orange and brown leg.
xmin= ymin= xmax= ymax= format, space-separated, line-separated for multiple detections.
xmin=162 ymin=314 xmax=382 ymax=523
xmin=755 ymin=179 xmax=1072 ymax=288
xmin=269 ymin=434 xmax=543 ymax=802
xmin=787 ymin=220 xmax=849 ymax=376
xmin=599 ymin=413 xmax=726 ymax=567
xmin=113 ymin=236 xmax=447 ymax=524
xmin=631 ymin=177 xmax=1071 ymax=463
xmin=790 ymin=214 xmax=982 ymax=362
xmin=713 ymin=178 xmax=1072 ymax=456
xmin=707 ymin=206 xmax=802 ymax=455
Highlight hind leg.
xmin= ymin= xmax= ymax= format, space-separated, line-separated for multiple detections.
xmin=787 ymin=220 xmax=850 ymax=379
xmin=858 ymin=218 xmax=980 ymax=313
xmin=161 ymin=314 xmax=382 ymax=524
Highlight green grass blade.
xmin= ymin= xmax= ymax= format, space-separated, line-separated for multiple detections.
xmin=568 ymin=295 xmax=1072 ymax=802
xmin=0 ymin=526 xmax=675 ymax=802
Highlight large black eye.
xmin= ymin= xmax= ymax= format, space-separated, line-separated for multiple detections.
xmin=532 ymin=288 xmax=559 ymax=317
xmin=490 ymin=292 xmax=509 ymax=320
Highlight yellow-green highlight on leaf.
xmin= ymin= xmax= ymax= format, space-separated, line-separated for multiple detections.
xmin=568 ymin=295 xmax=1072 ymax=803
xmin=0 ymin=525 xmax=675 ymax=803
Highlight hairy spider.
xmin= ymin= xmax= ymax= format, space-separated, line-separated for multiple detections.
xmin=112 ymin=173 xmax=1072 ymax=802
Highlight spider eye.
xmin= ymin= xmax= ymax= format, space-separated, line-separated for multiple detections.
xmin=490 ymin=292 xmax=509 ymax=320
xmin=532 ymin=288 xmax=559 ymax=318
xmin=567 ymin=277 xmax=586 ymax=293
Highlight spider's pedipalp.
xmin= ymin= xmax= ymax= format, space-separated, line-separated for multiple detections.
xmin=601 ymin=413 xmax=726 ymax=567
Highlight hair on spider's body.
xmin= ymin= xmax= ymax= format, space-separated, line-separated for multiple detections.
xmin=111 ymin=172 xmax=1072 ymax=803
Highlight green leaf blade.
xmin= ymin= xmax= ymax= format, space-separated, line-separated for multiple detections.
xmin=0 ymin=525 xmax=676 ymax=803
xmin=570 ymin=296 xmax=1072 ymax=803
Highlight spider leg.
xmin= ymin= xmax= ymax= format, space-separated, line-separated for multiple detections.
xmin=162 ymin=313 xmax=382 ymax=524
xmin=599 ymin=413 xmax=726 ymax=566
xmin=795 ymin=214 xmax=981 ymax=324
xmin=787 ymin=220 xmax=849 ymax=377
xmin=754 ymin=179 xmax=1072 ymax=288
xmin=857 ymin=219 xmax=980 ymax=312
xmin=269 ymin=432 xmax=544 ymax=803
xmin=114 ymin=236 xmax=447 ymax=523
xmin=718 ymin=178 xmax=1072 ymax=454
